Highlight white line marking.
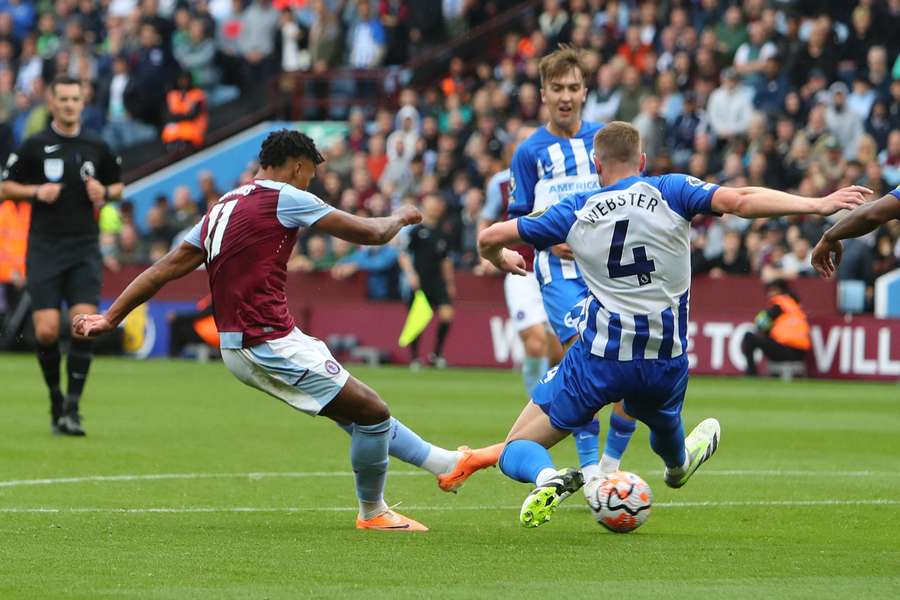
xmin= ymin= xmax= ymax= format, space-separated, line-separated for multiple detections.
xmin=0 ymin=469 xmax=894 ymax=489
xmin=0 ymin=499 xmax=897 ymax=514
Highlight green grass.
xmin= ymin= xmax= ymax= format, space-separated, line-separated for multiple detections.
xmin=0 ymin=354 xmax=898 ymax=599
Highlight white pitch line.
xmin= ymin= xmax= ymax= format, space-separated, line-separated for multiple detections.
xmin=0 ymin=469 xmax=900 ymax=488
xmin=0 ymin=469 xmax=895 ymax=489
xmin=0 ymin=499 xmax=897 ymax=514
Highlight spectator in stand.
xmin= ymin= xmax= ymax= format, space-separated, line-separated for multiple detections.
xmin=753 ymin=55 xmax=789 ymax=113
xmin=583 ymin=63 xmax=621 ymax=124
xmin=826 ymin=82 xmax=864 ymax=160
xmin=708 ymin=230 xmax=751 ymax=277
xmin=879 ymin=130 xmax=900 ymax=187
xmin=443 ymin=0 xmax=467 ymax=39
xmin=708 ymin=67 xmax=753 ymax=142
xmin=331 ymin=243 xmax=401 ymax=301
xmin=99 ymin=54 xmax=156 ymax=150
xmin=161 ymin=70 xmax=208 ymax=150
xmin=128 ymin=20 xmax=172 ymax=129
xmin=538 ymin=0 xmax=569 ymax=48
xmin=632 ymin=95 xmax=667 ymax=166
xmin=866 ymin=45 xmax=891 ymax=99
xmin=733 ymin=20 xmax=777 ymax=88
xmin=308 ymin=0 xmax=341 ymax=69
xmin=347 ymin=0 xmax=385 ymax=69
xmin=669 ymin=91 xmax=703 ymax=168
xmin=174 ymin=16 xmax=219 ymax=95
xmin=614 ymin=65 xmax=647 ymax=122
xmin=238 ymin=0 xmax=279 ymax=90
xmin=617 ymin=24 xmax=652 ymax=74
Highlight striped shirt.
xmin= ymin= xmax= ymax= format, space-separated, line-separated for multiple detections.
xmin=508 ymin=121 xmax=603 ymax=287
xmin=517 ymin=174 xmax=720 ymax=361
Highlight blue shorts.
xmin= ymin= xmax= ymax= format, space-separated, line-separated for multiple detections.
xmin=532 ymin=340 xmax=690 ymax=433
xmin=540 ymin=277 xmax=590 ymax=343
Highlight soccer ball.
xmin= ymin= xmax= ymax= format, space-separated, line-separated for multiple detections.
xmin=586 ymin=471 xmax=652 ymax=533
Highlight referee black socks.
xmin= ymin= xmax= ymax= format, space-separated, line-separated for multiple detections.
xmin=66 ymin=338 xmax=94 ymax=404
xmin=36 ymin=342 xmax=61 ymax=395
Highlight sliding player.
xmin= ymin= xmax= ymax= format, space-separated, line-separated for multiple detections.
xmin=479 ymin=121 xmax=869 ymax=527
xmin=508 ymin=46 xmax=636 ymax=484
xmin=74 ymin=130 xmax=499 ymax=532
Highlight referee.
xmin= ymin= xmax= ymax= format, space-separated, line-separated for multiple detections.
xmin=399 ymin=194 xmax=456 ymax=368
xmin=0 ymin=75 xmax=123 ymax=436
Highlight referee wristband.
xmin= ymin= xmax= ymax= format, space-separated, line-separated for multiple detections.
xmin=103 ymin=186 xmax=109 ymax=201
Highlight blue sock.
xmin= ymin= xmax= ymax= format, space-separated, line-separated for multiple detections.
xmin=521 ymin=355 xmax=549 ymax=396
xmin=499 ymin=439 xmax=555 ymax=484
xmin=604 ymin=413 xmax=637 ymax=460
xmin=386 ymin=417 xmax=431 ymax=466
xmin=350 ymin=419 xmax=391 ymax=502
xmin=649 ymin=421 xmax=687 ymax=468
xmin=337 ymin=418 xmax=431 ymax=467
xmin=572 ymin=419 xmax=600 ymax=468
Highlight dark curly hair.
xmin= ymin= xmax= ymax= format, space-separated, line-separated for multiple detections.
xmin=258 ymin=129 xmax=325 ymax=168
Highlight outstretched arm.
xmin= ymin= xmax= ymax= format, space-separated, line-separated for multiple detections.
xmin=314 ymin=206 xmax=421 ymax=245
xmin=73 ymin=242 xmax=206 ymax=337
xmin=710 ymin=185 xmax=871 ymax=218
xmin=477 ymin=220 xmax=528 ymax=275
xmin=811 ymin=193 xmax=900 ymax=278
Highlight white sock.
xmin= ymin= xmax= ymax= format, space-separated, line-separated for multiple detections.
xmin=598 ymin=454 xmax=620 ymax=476
xmin=582 ymin=463 xmax=602 ymax=483
xmin=359 ymin=499 xmax=389 ymax=520
xmin=421 ymin=445 xmax=461 ymax=476
xmin=667 ymin=450 xmax=690 ymax=474
xmin=535 ymin=467 xmax=558 ymax=487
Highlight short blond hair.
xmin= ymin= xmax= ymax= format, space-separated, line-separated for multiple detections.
xmin=593 ymin=121 xmax=641 ymax=167
xmin=539 ymin=45 xmax=588 ymax=86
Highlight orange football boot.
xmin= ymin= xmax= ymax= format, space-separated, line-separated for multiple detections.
xmin=437 ymin=442 xmax=505 ymax=493
xmin=355 ymin=509 xmax=429 ymax=532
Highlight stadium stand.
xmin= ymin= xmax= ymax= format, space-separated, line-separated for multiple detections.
xmin=1 ymin=0 xmax=899 ymax=321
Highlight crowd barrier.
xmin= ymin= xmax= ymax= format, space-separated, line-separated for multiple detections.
xmin=101 ymin=269 xmax=899 ymax=381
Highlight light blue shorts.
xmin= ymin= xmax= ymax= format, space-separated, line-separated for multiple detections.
xmin=221 ymin=328 xmax=350 ymax=415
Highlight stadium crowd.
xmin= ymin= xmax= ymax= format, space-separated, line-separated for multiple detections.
xmin=3 ymin=0 xmax=900 ymax=312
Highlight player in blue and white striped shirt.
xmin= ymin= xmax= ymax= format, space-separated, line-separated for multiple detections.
xmin=508 ymin=46 xmax=636 ymax=486
xmin=480 ymin=122 xmax=870 ymax=528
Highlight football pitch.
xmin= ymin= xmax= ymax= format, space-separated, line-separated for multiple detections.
xmin=0 ymin=355 xmax=897 ymax=599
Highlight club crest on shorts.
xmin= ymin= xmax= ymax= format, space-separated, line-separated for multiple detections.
xmin=43 ymin=158 xmax=64 ymax=181
xmin=324 ymin=360 xmax=341 ymax=376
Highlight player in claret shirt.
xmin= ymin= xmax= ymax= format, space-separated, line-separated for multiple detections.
xmin=74 ymin=130 xmax=500 ymax=532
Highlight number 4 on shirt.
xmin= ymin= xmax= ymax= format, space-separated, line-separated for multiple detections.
xmin=607 ymin=219 xmax=655 ymax=286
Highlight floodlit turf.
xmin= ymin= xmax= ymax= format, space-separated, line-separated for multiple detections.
xmin=0 ymin=354 xmax=898 ymax=599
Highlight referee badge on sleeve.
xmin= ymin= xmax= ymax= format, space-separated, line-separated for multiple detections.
xmin=44 ymin=158 xmax=64 ymax=181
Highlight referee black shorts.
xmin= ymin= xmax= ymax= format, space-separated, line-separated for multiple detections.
xmin=26 ymin=236 xmax=103 ymax=310
xmin=419 ymin=277 xmax=451 ymax=308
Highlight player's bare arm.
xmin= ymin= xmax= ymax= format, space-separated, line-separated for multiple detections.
xmin=710 ymin=185 xmax=871 ymax=218
xmin=811 ymin=193 xmax=900 ymax=278
xmin=315 ymin=205 xmax=421 ymax=245
xmin=478 ymin=220 xmax=528 ymax=275
xmin=0 ymin=180 xmax=63 ymax=204
xmin=73 ymin=242 xmax=206 ymax=337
